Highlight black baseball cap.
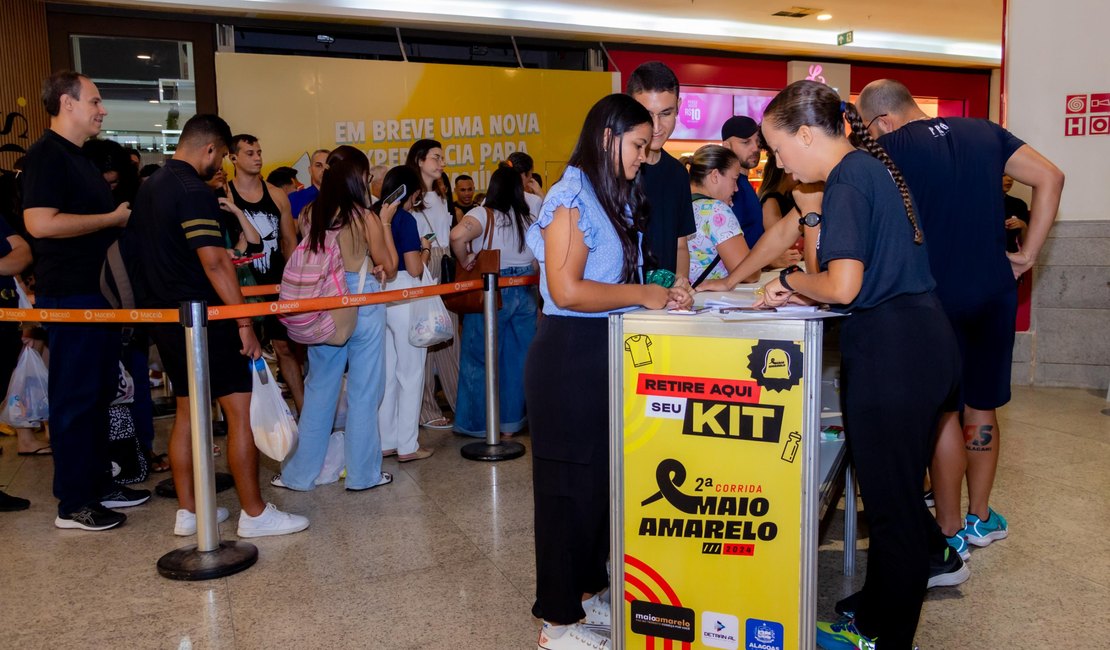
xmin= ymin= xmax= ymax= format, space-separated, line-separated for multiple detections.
xmin=721 ymin=115 xmax=759 ymax=140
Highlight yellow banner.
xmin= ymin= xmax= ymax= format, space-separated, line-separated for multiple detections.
xmin=621 ymin=331 xmax=805 ymax=650
xmin=215 ymin=53 xmax=617 ymax=189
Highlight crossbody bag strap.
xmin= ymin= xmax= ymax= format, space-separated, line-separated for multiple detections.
xmin=691 ymin=254 xmax=721 ymax=289
xmin=481 ymin=206 xmax=497 ymax=251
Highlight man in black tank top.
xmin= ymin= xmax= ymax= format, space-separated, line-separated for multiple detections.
xmin=228 ymin=134 xmax=305 ymax=413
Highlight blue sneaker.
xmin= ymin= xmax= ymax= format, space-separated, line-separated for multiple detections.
xmin=816 ymin=619 xmax=877 ymax=650
xmin=947 ymin=527 xmax=971 ymax=561
xmin=965 ymin=508 xmax=1008 ymax=547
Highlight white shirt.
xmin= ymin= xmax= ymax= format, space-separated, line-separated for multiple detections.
xmin=414 ymin=191 xmax=452 ymax=245
xmin=466 ymin=205 xmax=536 ymax=268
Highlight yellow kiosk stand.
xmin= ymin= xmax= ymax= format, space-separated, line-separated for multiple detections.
xmin=609 ymin=308 xmax=838 ymax=650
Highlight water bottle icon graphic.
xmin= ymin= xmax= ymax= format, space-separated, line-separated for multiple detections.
xmin=781 ymin=432 xmax=801 ymax=463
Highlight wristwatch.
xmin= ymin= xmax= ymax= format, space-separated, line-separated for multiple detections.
xmin=779 ymin=264 xmax=802 ymax=291
xmin=799 ymin=211 xmax=822 ymax=227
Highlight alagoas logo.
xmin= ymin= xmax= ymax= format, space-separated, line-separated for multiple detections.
xmin=638 ymin=458 xmax=778 ymax=544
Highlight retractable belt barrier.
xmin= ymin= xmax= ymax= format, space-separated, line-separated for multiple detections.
xmin=0 ymin=275 xmax=539 ymax=324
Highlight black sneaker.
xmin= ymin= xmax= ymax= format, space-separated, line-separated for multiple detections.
xmin=928 ymin=545 xmax=970 ymax=588
xmin=100 ymin=485 xmax=152 ymax=508
xmin=55 ymin=504 xmax=126 ymax=531
xmin=0 ymin=490 xmax=30 ymax=512
xmin=834 ymin=591 xmax=861 ymax=619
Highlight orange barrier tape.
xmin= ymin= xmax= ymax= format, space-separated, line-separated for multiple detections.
xmin=0 ymin=275 xmax=540 ymax=324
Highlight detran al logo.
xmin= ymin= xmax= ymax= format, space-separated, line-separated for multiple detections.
xmin=701 ymin=611 xmax=739 ymax=650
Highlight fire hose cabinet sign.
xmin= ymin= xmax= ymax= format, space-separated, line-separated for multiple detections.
xmin=612 ymin=315 xmax=816 ymax=650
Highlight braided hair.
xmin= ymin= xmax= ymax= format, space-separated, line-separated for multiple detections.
xmin=763 ymin=80 xmax=924 ymax=244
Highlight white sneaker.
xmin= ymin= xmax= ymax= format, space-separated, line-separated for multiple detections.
xmin=581 ymin=590 xmax=611 ymax=635
xmin=174 ymin=507 xmax=230 ymax=536
xmin=236 ymin=503 xmax=309 ymax=538
xmin=538 ymin=622 xmax=610 ymax=649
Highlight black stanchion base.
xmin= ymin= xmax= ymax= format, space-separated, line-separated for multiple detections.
xmin=155 ymin=472 xmax=235 ymax=499
xmin=157 ymin=540 xmax=258 ymax=581
xmin=460 ymin=440 xmax=527 ymax=462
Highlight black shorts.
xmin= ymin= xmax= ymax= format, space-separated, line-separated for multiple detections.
xmin=150 ymin=320 xmax=252 ymax=398
xmin=943 ymin=289 xmax=1017 ymax=411
xmin=259 ymin=315 xmax=288 ymax=343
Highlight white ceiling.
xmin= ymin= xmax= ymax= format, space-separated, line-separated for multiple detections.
xmin=70 ymin=0 xmax=1005 ymax=67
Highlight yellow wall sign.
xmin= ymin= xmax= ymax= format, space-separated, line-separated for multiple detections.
xmin=621 ymin=331 xmax=805 ymax=650
xmin=215 ymin=53 xmax=617 ymax=189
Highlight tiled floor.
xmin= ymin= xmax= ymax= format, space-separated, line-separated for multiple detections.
xmin=1 ymin=385 xmax=1107 ymax=649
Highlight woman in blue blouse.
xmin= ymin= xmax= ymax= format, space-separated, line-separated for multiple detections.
xmin=525 ymin=94 xmax=691 ymax=650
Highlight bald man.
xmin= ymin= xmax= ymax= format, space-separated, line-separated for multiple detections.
xmin=858 ymin=79 xmax=1064 ymax=560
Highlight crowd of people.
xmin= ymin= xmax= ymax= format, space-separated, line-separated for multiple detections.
xmin=0 ymin=62 xmax=1063 ymax=650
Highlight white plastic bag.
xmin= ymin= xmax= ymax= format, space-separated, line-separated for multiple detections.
xmin=408 ymin=265 xmax=454 ymax=348
xmin=249 ymin=358 xmax=298 ymax=461
xmin=112 ymin=361 xmax=135 ymax=406
xmin=316 ymin=430 xmax=345 ymax=485
xmin=0 ymin=346 xmax=49 ymax=427
xmin=333 ymin=376 xmax=348 ymax=431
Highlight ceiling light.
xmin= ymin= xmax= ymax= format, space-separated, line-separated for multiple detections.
xmin=148 ymin=99 xmax=159 ymax=104
xmin=817 ymin=14 xmax=833 ymax=21
xmin=137 ymin=54 xmax=152 ymax=60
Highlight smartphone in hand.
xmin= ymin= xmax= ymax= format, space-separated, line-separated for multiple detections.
xmin=383 ymin=184 xmax=407 ymax=206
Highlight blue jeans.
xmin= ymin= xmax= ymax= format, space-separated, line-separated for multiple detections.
xmin=280 ymin=273 xmax=387 ymax=490
xmin=454 ymin=265 xmax=537 ymax=437
xmin=37 ymin=294 xmax=122 ymax=515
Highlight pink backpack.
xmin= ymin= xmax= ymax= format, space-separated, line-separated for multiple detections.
xmin=279 ymin=228 xmax=368 ymax=346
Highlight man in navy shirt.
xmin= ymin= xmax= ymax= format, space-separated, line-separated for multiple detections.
xmin=859 ymin=79 xmax=1064 ymax=559
xmin=721 ymin=115 xmax=765 ymax=248
xmin=288 ymin=148 xmax=329 ymax=221
xmin=22 ymin=71 xmax=150 ymax=531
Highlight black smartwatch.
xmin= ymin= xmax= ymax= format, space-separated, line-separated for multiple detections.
xmin=779 ymin=264 xmax=802 ymax=291
xmin=800 ymin=211 xmax=822 ymax=227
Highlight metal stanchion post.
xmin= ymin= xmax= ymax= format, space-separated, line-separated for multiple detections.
xmin=843 ymin=464 xmax=857 ymax=577
xmin=461 ymin=273 xmax=525 ymax=462
xmin=158 ymin=301 xmax=257 ymax=580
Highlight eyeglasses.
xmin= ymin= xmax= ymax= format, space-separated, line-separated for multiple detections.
xmin=864 ymin=113 xmax=888 ymax=132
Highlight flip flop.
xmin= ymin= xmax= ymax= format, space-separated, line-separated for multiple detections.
xmin=421 ymin=417 xmax=454 ymax=430
xmin=17 ymin=446 xmax=52 ymax=456
xmin=346 ymin=471 xmax=393 ymax=492
xmin=147 ymin=452 xmax=171 ymax=473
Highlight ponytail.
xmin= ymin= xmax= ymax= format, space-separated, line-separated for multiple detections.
xmin=843 ymin=102 xmax=923 ymax=245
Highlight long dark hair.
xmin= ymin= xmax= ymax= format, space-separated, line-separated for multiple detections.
xmin=306 ymin=145 xmax=370 ymax=253
xmin=482 ymin=166 xmax=532 ymax=253
xmin=565 ymin=93 xmax=652 ymax=282
xmin=763 ymin=80 xmax=923 ymax=244
xmin=405 ymin=138 xmax=447 ymax=199
xmin=758 ymin=151 xmax=797 ymax=201
xmin=504 ymin=151 xmax=534 ymax=175
xmin=372 ymin=165 xmax=424 ymax=216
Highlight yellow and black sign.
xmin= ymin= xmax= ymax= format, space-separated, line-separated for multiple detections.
xmin=622 ymin=332 xmax=805 ymax=650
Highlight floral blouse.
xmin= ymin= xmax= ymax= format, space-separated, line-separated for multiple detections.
xmin=687 ymin=196 xmax=744 ymax=283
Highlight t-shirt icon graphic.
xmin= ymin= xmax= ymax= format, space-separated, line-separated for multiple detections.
xmin=624 ymin=335 xmax=653 ymax=367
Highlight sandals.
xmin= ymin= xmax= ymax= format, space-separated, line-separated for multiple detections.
xmin=382 ymin=448 xmax=397 ymax=458
xmin=421 ymin=417 xmax=454 ymax=430
xmin=147 ymin=451 xmax=171 ymax=473
xmin=346 ymin=471 xmax=393 ymax=492
xmin=17 ymin=446 xmax=52 ymax=456
xmin=398 ymin=447 xmax=434 ymax=463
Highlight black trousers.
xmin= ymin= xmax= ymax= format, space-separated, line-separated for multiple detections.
xmin=526 ymin=316 xmax=611 ymax=624
xmin=38 ymin=294 xmax=122 ymax=516
xmin=839 ymin=292 xmax=960 ymax=649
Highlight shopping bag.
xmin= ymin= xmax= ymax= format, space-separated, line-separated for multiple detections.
xmin=316 ymin=431 xmax=345 ymax=485
xmin=108 ymin=403 xmax=148 ymax=484
xmin=442 ymin=207 xmax=501 ymax=314
xmin=249 ymin=357 xmax=298 ymax=461
xmin=409 ymin=265 xmax=454 ymax=347
xmin=0 ymin=346 xmax=49 ymax=428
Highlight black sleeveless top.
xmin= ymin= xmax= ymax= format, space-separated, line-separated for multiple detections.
xmin=228 ymin=179 xmax=285 ymax=284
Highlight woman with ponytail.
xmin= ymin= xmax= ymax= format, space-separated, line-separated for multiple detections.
xmin=748 ymin=80 xmax=963 ymax=650
xmin=526 ymin=93 xmax=691 ymax=650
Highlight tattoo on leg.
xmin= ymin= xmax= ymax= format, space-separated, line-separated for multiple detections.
xmin=964 ymin=424 xmax=994 ymax=452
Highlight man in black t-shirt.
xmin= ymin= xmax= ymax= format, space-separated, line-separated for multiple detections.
xmin=21 ymin=71 xmax=149 ymax=531
xmin=627 ymin=62 xmax=696 ymax=294
xmin=227 ymin=134 xmax=304 ymax=413
xmin=859 ymin=79 xmax=1064 ymax=558
xmin=129 ymin=114 xmax=308 ymax=538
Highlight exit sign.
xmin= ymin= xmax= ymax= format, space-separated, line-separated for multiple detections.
xmin=837 ymin=31 xmax=854 ymax=46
